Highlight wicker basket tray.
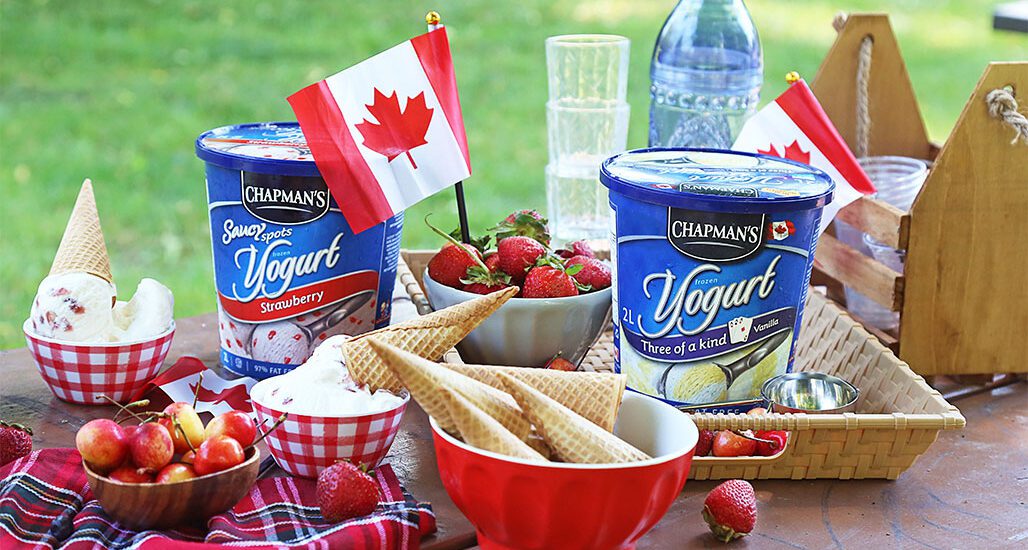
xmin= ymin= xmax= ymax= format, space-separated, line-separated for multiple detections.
xmin=399 ymin=250 xmax=965 ymax=480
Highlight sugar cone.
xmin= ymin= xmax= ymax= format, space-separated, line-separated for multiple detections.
xmin=49 ymin=179 xmax=113 ymax=283
xmin=443 ymin=390 xmax=548 ymax=462
xmin=344 ymin=287 xmax=517 ymax=391
xmin=497 ymin=372 xmax=650 ymax=464
xmin=367 ymin=338 xmax=532 ymax=442
xmin=442 ymin=363 xmax=626 ymax=431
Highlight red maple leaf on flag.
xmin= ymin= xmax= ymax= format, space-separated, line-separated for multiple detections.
xmin=758 ymin=140 xmax=811 ymax=165
xmin=188 ymin=381 xmax=251 ymax=412
xmin=355 ymin=88 xmax=434 ymax=168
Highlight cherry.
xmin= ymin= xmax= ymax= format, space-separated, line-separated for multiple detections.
xmin=193 ymin=435 xmax=245 ymax=476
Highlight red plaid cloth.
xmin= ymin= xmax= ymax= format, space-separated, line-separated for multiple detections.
xmin=24 ymin=326 xmax=175 ymax=404
xmin=252 ymin=395 xmax=408 ymax=478
xmin=0 ymin=449 xmax=435 ymax=549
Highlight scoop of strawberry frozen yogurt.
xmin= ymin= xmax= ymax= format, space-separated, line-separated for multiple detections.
xmin=255 ymin=336 xmax=405 ymax=416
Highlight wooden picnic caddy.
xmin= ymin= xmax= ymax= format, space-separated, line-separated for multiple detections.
xmin=809 ymin=13 xmax=1028 ymax=377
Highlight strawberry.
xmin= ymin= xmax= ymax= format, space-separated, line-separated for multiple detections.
xmin=555 ymin=240 xmax=596 ymax=259
xmin=563 ymin=255 xmax=611 ymax=291
xmin=522 ymin=265 xmax=579 ymax=298
xmin=544 ymin=353 xmax=576 ymax=371
xmin=0 ymin=422 xmax=33 ymax=466
xmin=317 ymin=461 xmax=381 ymax=523
xmin=428 ymin=242 xmax=481 ymax=288
xmin=484 ymin=253 xmax=502 ymax=274
xmin=753 ymin=430 xmax=787 ymax=456
xmin=703 ymin=479 xmax=757 ymax=542
xmin=695 ymin=429 xmax=715 ymax=457
xmin=463 ymin=282 xmax=510 ymax=295
xmin=496 ymin=236 xmax=546 ymax=280
xmin=712 ymin=430 xmax=756 ymax=457
xmin=489 ymin=210 xmax=551 ymax=246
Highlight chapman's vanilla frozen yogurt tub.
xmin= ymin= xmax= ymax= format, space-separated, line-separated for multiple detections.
xmin=196 ymin=122 xmax=403 ymax=378
xmin=601 ymin=149 xmax=833 ymax=412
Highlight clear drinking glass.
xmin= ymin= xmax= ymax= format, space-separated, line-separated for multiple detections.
xmin=842 ymin=156 xmax=929 ymax=331
xmin=545 ymin=35 xmax=630 ymax=242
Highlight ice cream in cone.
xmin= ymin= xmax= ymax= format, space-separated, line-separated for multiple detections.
xmin=344 ymin=287 xmax=517 ymax=391
xmin=497 ymin=372 xmax=650 ymax=464
xmin=443 ymin=390 xmax=547 ymax=462
xmin=441 ymin=363 xmax=625 ymax=431
xmin=49 ymin=179 xmax=113 ymax=283
xmin=367 ymin=338 xmax=533 ymax=442
xmin=29 ymin=179 xmax=174 ymax=343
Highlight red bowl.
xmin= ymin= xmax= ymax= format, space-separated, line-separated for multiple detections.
xmin=431 ymin=391 xmax=697 ymax=550
xmin=23 ymin=320 xmax=175 ymax=405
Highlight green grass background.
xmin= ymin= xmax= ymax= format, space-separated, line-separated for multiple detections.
xmin=2 ymin=0 xmax=1025 ymax=348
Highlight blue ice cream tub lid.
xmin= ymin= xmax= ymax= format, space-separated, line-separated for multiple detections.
xmin=195 ymin=122 xmax=321 ymax=177
xmin=600 ymin=148 xmax=834 ymax=213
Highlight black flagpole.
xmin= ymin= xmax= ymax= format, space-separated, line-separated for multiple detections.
xmin=427 ymin=11 xmax=472 ymax=244
xmin=454 ymin=181 xmax=471 ymax=243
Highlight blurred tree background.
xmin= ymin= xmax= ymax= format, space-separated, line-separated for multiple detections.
xmin=2 ymin=0 xmax=1025 ymax=347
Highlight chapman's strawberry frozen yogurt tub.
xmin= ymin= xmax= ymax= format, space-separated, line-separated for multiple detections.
xmin=601 ymin=149 xmax=833 ymax=412
xmin=197 ymin=122 xmax=403 ymax=378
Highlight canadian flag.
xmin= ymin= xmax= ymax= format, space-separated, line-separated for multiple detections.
xmin=288 ymin=27 xmax=471 ymax=234
xmin=147 ymin=357 xmax=257 ymax=417
xmin=733 ymin=79 xmax=875 ymax=234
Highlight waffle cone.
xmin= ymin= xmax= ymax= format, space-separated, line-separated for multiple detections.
xmin=442 ymin=363 xmax=626 ymax=431
xmin=367 ymin=338 xmax=532 ymax=441
xmin=497 ymin=372 xmax=650 ymax=464
xmin=49 ymin=179 xmax=113 ymax=283
xmin=443 ymin=391 xmax=548 ymax=462
xmin=344 ymin=287 xmax=517 ymax=391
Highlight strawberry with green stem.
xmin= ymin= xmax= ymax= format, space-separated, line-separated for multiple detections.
xmin=426 ymin=216 xmax=513 ymax=293
xmin=488 ymin=210 xmax=551 ymax=246
xmin=703 ymin=479 xmax=757 ymax=542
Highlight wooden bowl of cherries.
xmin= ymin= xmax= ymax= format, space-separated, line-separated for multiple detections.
xmin=76 ymin=397 xmax=285 ymax=530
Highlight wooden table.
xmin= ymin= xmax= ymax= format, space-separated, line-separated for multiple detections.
xmin=3 ymin=302 xmax=1026 ymax=548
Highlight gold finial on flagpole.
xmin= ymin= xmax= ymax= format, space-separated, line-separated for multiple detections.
xmin=785 ymin=71 xmax=801 ymax=84
xmin=426 ymin=11 xmax=441 ymax=26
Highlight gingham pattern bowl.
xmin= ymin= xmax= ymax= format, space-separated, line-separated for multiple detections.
xmin=250 ymin=381 xmax=409 ymax=478
xmin=23 ymin=320 xmax=175 ymax=405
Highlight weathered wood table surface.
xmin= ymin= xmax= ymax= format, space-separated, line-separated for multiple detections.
xmin=2 ymin=290 xmax=1026 ymax=549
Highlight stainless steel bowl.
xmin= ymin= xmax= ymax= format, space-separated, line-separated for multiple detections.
xmin=761 ymin=372 xmax=860 ymax=414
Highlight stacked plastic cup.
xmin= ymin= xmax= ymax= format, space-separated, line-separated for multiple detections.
xmin=545 ymin=35 xmax=630 ymax=242
xmin=843 ymin=156 xmax=929 ymax=330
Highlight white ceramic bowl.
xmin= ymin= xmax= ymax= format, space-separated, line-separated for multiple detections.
xmin=422 ymin=269 xmax=612 ymax=367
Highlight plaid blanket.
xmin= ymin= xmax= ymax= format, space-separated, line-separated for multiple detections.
xmin=0 ymin=449 xmax=435 ymax=549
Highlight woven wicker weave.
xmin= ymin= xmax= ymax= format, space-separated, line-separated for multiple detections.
xmin=400 ymin=250 xmax=965 ymax=480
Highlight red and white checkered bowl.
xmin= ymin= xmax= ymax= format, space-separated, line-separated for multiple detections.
xmin=250 ymin=380 xmax=409 ymax=478
xmin=23 ymin=320 xmax=175 ymax=405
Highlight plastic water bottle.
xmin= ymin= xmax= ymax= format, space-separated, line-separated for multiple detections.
xmin=649 ymin=0 xmax=763 ymax=148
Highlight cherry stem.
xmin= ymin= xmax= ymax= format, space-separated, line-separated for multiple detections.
xmin=101 ymin=395 xmax=149 ymax=423
xmin=173 ymin=417 xmax=197 ymax=454
xmin=192 ymin=372 xmax=203 ymax=409
xmin=113 ymin=399 xmax=150 ymax=422
xmin=245 ymin=413 xmax=287 ymax=452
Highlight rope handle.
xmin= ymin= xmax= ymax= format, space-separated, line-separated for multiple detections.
xmin=833 ymin=13 xmax=873 ymax=157
xmin=986 ymin=86 xmax=1028 ymax=145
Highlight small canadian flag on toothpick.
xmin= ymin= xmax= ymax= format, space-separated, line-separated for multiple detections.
xmin=288 ymin=26 xmax=471 ymax=234
xmin=733 ymin=77 xmax=876 ymax=234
